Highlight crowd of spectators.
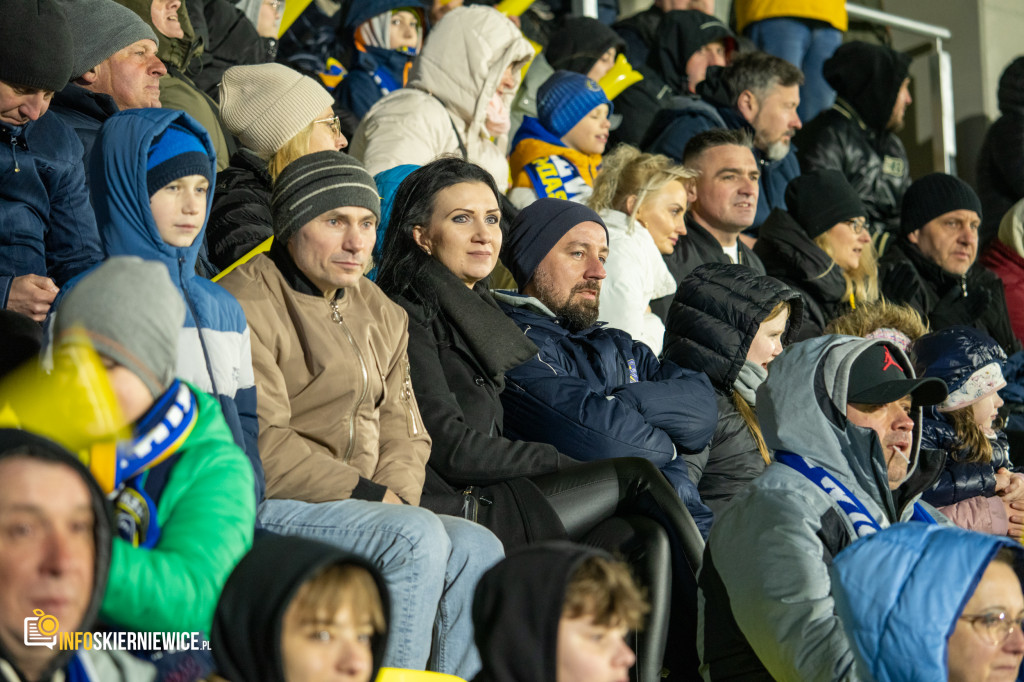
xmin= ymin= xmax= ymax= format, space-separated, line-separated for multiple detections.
xmin=4 ymin=0 xmax=1024 ymax=681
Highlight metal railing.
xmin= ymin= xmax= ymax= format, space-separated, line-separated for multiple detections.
xmin=846 ymin=3 xmax=956 ymax=174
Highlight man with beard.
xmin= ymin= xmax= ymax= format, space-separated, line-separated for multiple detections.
xmin=647 ymin=51 xmax=803 ymax=232
xmin=795 ymin=41 xmax=913 ymax=236
xmin=493 ymin=198 xmax=719 ymax=526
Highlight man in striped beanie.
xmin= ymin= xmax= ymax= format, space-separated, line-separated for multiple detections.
xmin=218 ymin=150 xmax=503 ymax=678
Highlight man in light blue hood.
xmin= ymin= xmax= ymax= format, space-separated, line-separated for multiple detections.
xmin=697 ymin=335 xmax=950 ymax=681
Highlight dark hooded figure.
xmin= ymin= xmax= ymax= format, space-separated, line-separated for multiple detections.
xmin=976 ymin=56 xmax=1024 ymax=250
xmin=472 ymin=542 xmax=646 ymax=682
xmin=610 ymin=10 xmax=734 ymax=148
xmin=211 ymin=534 xmax=390 ymax=682
xmin=795 ymin=41 xmax=913 ymax=236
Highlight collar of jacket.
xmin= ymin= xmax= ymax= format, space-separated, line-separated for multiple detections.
xmin=417 ymin=258 xmax=538 ymax=382
xmin=492 ymin=289 xmax=605 ymax=337
xmin=684 ymin=210 xmax=756 ymax=264
xmin=52 ymin=83 xmax=120 ymax=122
xmin=757 ymin=208 xmax=847 ymax=305
xmin=230 ymin=147 xmax=272 ymax=183
xmin=0 ymin=122 xmax=29 ymax=150
xmin=268 ymin=237 xmax=343 ymax=302
xmin=509 ymin=118 xmax=602 ymax=187
xmin=899 ymin=239 xmax=970 ymax=294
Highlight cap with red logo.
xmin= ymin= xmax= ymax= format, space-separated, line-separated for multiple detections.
xmin=846 ymin=343 xmax=948 ymax=407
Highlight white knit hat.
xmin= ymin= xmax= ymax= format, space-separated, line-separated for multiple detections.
xmin=219 ymin=63 xmax=335 ymax=159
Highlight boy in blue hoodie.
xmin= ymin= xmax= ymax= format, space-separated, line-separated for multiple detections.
xmin=336 ymin=0 xmax=430 ymax=119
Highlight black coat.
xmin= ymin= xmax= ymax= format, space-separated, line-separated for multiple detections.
xmin=205 ymin=148 xmax=273 ymax=272
xmin=754 ymin=208 xmax=851 ymax=338
xmin=186 ymin=0 xmax=276 ymax=98
xmin=976 ymin=109 xmax=1024 ymax=250
xmin=879 ymin=241 xmax=1022 ymax=355
xmin=392 ymin=260 xmax=573 ymax=547
xmin=662 ymin=263 xmax=803 ymax=514
xmin=651 ymin=212 xmax=766 ymax=321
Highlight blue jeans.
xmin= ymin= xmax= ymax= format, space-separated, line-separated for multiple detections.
xmin=258 ymin=499 xmax=504 ymax=679
xmin=747 ymin=17 xmax=844 ymax=123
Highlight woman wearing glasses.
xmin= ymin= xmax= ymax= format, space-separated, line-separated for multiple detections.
xmin=204 ymin=63 xmax=349 ymax=272
xmin=831 ymin=522 xmax=1024 ymax=682
xmin=754 ymin=170 xmax=880 ymax=338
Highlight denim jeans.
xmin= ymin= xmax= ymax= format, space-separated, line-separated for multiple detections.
xmin=258 ymin=499 xmax=504 ymax=679
xmin=747 ymin=17 xmax=844 ymax=123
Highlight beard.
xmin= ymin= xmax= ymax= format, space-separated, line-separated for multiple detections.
xmin=755 ymin=133 xmax=791 ymax=162
xmin=531 ymin=272 xmax=602 ymax=333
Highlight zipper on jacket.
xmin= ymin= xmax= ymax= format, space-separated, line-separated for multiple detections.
xmin=331 ymin=299 xmax=368 ymax=463
xmin=960 ymin=275 xmax=968 ymax=297
xmin=462 ymin=487 xmax=480 ymax=523
xmin=401 ymin=359 xmax=420 ymax=436
xmin=9 ymin=138 xmax=19 ymax=172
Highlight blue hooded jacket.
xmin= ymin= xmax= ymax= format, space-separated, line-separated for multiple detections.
xmin=86 ymin=108 xmax=264 ymax=504
xmin=831 ymin=522 xmax=1024 ymax=681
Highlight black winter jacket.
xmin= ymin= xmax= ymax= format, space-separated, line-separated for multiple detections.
xmin=392 ymin=260 xmax=572 ymax=547
xmin=879 ymin=241 xmax=1021 ymax=355
xmin=187 ymin=0 xmax=276 ymax=99
xmin=651 ymin=212 xmax=766 ymax=321
xmin=754 ymin=208 xmax=851 ymax=338
xmin=205 ymin=148 xmax=273 ymax=272
xmin=918 ymin=411 xmax=1010 ymax=507
xmin=663 ymin=263 xmax=803 ymax=515
xmin=976 ymin=58 xmax=1024 ymax=249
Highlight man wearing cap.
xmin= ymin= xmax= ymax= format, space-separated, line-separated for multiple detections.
xmin=1 ymin=0 xmax=103 ymax=324
xmin=796 ymin=41 xmax=913 ymax=236
xmin=647 ymin=51 xmax=803 ymax=232
xmin=50 ymin=0 xmax=166 ymax=168
xmin=493 ymin=198 xmax=718 ymax=534
xmin=218 ymin=150 xmax=504 ymax=678
xmin=697 ymin=335 xmax=950 ymax=681
xmin=879 ymin=172 xmax=1021 ymax=355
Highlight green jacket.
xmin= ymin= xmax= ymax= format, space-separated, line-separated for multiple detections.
xmin=101 ymin=384 xmax=256 ymax=633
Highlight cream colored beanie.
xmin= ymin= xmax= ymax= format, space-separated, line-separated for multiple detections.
xmin=219 ymin=63 xmax=335 ymax=159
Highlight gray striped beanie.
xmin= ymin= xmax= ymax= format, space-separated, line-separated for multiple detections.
xmin=272 ymin=151 xmax=381 ymax=243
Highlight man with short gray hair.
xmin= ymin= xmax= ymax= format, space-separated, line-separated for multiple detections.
xmin=648 ymin=51 xmax=804 ymax=231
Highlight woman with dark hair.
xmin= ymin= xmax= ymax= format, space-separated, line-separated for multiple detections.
xmin=376 ymin=157 xmax=708 ymax=682
xmin=662 ymin=263 xmax=804 ymax=516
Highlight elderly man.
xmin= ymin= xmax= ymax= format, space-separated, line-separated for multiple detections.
xmin=219 ymin=151 xmax=502 ymax=679
xmin=880 ymin=173 xmax=1021 ymax=355
xmin=0 ymin=430 xmax=156 ymax=681
xmin=651 ymin=129 xmax=765 ymax=319
xmin=698 ymin=335 xmax=949 ymax=680
xmin=796 ymin=42 xmax=913 ymax=235
xmin=0 ymin=0 xmax=103 ymax=323
xmin=648 ymin=51 xmax=803 ymax=230
xmin=50 ymin=0 xmax=166 ymax=166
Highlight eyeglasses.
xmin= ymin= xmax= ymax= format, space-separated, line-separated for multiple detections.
xmin=314 ymin=115 xmax=343 ymax=138
xmin=264 ymin=0 xmax=282 ymax=11
xmin=959 ymin=611 xmax=1024 ymax=646
xmin=846 ymin=218 xmax=868 ymax=235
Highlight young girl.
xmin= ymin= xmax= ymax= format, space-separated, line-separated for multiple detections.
xmin=508 ymin=70 xmax=614 ymax=208
xmin=586 ymin=145 xmax=695 ymax=354
xmin=915 ymin=326 xmax=1024 ymax=537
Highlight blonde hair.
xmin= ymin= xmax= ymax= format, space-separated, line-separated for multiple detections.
xmin=813 ymin=231 xmax=880 ymax=307
xmin=735 ymin=300 xmax=790 ymax=466
xmin=266 ymin=121 xmax=316 ymax=181
xmin=825 ymin=300 xmax=929 ymax=341
xmin=289 ymin=563 xmax=386 ymax=635
xmin=563 ymin=555 xmax=649 ymax=630
xmin=947 ymin=405 xmax=994 ymax=464
xmin=587 ymin=144 xmax=696 ymax=235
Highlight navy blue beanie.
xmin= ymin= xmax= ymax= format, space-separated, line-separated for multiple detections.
xmin=538 ymin=71 xmax=613 ymax=139
xmin=146 ymin=124 xmax=213 ymax=197
xmin=504 ymin=198 xmax=608 ymax=290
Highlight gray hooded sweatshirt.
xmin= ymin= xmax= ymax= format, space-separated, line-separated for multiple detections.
xmin=696 ymin=336 xmax=948 ymax=682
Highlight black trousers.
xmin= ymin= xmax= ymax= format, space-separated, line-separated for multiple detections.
xmin=531 ymin=457 xmax=705 ymax=682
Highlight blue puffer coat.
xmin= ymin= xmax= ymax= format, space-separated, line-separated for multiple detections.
xmin=85 ymin=108 xmax=264 ymax=504
xmin=645 ymin=66 xmax=800 ymax=231
xmin=831 ymin=522 xmax=1024 ymax=682
xmin=0 ymin=113 xmax=103 ymax=308
xmin=916 ymin=326 xmax=1013 ymax=507
xmin=494 ymin=291 xmax=717 ymax=535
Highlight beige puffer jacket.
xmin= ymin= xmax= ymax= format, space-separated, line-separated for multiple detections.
xmin=350 ymin=5 xmax=534 ymax=192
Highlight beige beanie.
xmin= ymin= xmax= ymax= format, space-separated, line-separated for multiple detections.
xmin=219 ymin=63 xmax=335 ymax=159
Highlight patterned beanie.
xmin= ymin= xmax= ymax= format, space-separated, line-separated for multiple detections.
xmin=538 ymin=70 xmax=613 ymax=139
xmin=219 ymin=63 xmax=335 ymax=159
xmin=272 ymin=151 xmax=380 ymax=244
xmin=147 ymin=123 xmax=213 ymax=197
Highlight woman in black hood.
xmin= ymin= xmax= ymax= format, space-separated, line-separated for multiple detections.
xmin=211 ymin=534 xmax=389 ymax=682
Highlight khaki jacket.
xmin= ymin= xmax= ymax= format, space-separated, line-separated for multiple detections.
xmin=220 ymin=253 xmax=430 ymax=504
xmin=350 ymin=5 xmax=534 ymax=192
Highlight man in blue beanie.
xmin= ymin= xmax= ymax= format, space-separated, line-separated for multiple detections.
xmin=493 ymin=198 xmax=718 ymax=533
xmin=879 ymin=172 xmax=1021 ymax=356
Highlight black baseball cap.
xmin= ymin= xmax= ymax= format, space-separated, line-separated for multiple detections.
xmin=846 ymin=344 xmax=948 ymax=407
